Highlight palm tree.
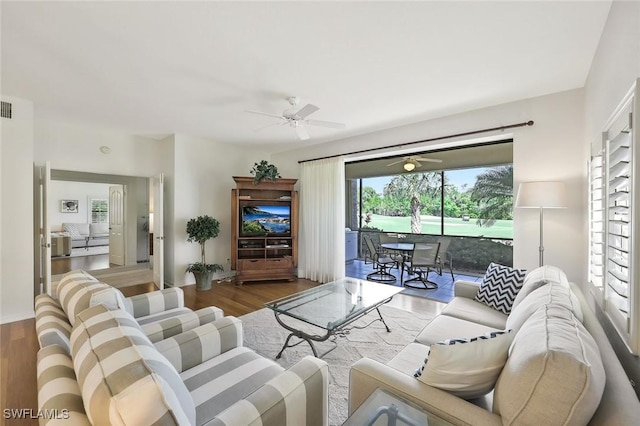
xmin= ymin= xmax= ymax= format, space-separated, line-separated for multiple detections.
xmin=384 ymin=172 xmax=441 ymax=233
xmin=470 ymin=165 xmax=513 ymax=227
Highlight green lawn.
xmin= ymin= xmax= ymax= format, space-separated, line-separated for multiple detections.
xmin=366 ymin=214 xmax=513 ymax=239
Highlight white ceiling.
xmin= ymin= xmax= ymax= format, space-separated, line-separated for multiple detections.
xmin=2 ymin=1 xmax=611 ymax=151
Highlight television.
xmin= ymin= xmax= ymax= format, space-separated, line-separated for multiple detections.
xmin=241 ymin=205 xmax=291 ymax=236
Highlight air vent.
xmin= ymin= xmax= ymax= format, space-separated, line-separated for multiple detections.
xmin=1 ymin=101 xmax=12 ymax=119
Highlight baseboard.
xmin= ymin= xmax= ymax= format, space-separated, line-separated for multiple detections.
xmin=1 ymin=310 xmax=35 ymax=325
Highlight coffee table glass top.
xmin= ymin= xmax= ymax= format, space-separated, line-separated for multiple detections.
xmin=265 ymin=277 xmax=402 ymax=331
xmin=343 ymin=388 xmax=453 ymax=426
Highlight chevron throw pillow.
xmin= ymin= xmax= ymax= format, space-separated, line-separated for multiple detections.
xmin=475 ymin=263 xmax=527 ymax=314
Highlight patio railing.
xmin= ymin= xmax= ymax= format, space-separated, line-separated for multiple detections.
xmin=356 ymin=230 xmax=513 ymax=276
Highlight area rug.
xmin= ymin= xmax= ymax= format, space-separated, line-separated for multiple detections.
xmin=241 ymin=305 xmax=434 ymax=425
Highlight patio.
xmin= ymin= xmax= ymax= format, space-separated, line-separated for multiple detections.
xmin=345 ymin=259 xmax=482 ymax=304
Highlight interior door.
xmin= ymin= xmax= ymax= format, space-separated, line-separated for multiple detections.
xmin=151 ymin=173 xmax=164 ymax=289
xmin=109 ymin=185 xmax=125 ymax=266
xmin=34 ymin=162 xmax=51 ymax=295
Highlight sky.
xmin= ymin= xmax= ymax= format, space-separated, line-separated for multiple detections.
xmin=364 ymin=167 xmax=488 ymax=194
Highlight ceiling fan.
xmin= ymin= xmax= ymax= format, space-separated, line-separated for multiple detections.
xmin=245 ymin=97 xmax=346 ymax=140
xmin=387 ymin=156 xmax=443 ymax=171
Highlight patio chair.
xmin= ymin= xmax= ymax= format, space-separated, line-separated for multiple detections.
xmin=436 ymin=237 xmax=455 ymax=281
xmin=363 ymin=234 xmax=397 ymax=283
xmin=402 ymin=242 xmax=441 ymax=289
xmin=378 ymin=233 xmax=404 ymax=268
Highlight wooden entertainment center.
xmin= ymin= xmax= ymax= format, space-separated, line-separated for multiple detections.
xmin=230 ymin=176 xmax=298 ymax=284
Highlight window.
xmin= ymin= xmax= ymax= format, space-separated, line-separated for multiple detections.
xmin=591 ymin=79 xmax=639 ymax=354
xmin=90 ymin=199 xmax=108 ymax=224
xmin=357 ymin=165 xmax=513 ymax=239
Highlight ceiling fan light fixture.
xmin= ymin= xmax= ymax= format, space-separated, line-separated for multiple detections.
xmin=403 ymin=160 xmax=416 ymax=171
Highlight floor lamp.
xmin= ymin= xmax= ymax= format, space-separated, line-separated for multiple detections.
xmin=515 ymin=181 xmax=567 ymax=267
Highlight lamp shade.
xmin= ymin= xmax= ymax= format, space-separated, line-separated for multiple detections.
xmin=515 ymin=181 xmax=567 ymax=209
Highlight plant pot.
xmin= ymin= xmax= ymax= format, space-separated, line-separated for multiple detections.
xmin=194 ymin=270 xmax=214 ymax=291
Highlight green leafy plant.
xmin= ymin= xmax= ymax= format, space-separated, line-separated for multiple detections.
xmin=250 ymin=160 xmax=281 ymax=184
xmin=185 ymin=215 xmax=223 ymax=274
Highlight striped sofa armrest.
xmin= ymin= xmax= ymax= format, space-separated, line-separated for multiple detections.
xmin=141 ymin=306 xmax=224 ymax=343
xmin=37 ymin=345 xmax=90 ymax=425
xmin=154 ymin=316 xmax=243 ymax=372
xmin=34 ymin=294 xmax=72 ymax=354
xmin=211 ymin=356 xmax=329 ymax=426
xmin=124 ymin=287 xmax=184 ymax=318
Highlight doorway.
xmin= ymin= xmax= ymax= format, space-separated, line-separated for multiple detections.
xmin=47 ymin=169 xmax=151 ymax=284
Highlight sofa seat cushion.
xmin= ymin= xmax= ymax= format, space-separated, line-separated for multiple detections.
xmin=511 ymin=264 xmax=569 ymax=311
xmin=414 ymin=314 xmax=501 ymax=346
xmin=388 ymin=342 xmax=431 ymax=375
xmin=180 ymin=346 xmax=285 ymax=425
xmin=441 ymin=297 xmax=508 ymax=330
xmin=494 ymin=304 xmax=605 ymax=425
xmin=506 ymin=281 xmax=583 ymax=333
xmin=136 ymin=307 xmax=194 ymax=325
xmin=71 ymin=304 xmax=195 ymax=425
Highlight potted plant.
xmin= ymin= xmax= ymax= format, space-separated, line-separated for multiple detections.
xmin=250 ymin=160 xmax=281 ymax=184
xmin=186 ymin=215 xmax=223 ymax=291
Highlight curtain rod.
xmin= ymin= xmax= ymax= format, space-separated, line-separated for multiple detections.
xmin=298 ymin=120 xmax=534 ymax=164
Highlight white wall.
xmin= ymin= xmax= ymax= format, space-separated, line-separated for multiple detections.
xmin=1 ymin=96 xmax=35 ymax=323
xmin=170 ymin=134 xmax=270 ymax=286
xmin=273 ymin=89 xmax=587 ymax=283
xmin=34 ymin=118 xmax=161 ymax=176
xmin=48 ymin=181 xmax=111 ymax=231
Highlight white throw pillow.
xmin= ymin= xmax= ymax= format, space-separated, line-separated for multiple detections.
xmin=414 ymin=330 xmax=513 ymax=399
xmin=475 ymin=263 xmax=527 ymax=314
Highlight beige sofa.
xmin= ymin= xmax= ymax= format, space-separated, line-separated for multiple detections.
xmin=350 ymin=265 xmax=640 ymax=425
xmin=62 ymin=222 xmax=109 ymax=248
xmin=35 ymin=270 xmax=329 ymax=425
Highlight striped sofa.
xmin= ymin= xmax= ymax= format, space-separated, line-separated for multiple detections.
xmin=35 ymin=270 xmax=224 ymax=354
xmin=37 ymin=304 xmax=329 ymax=425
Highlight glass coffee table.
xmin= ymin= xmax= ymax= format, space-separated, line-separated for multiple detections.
xmin=344 ymin=388 xmax=453 ymax=426
xmin=265 ymin=277 xmax=403 ymax=358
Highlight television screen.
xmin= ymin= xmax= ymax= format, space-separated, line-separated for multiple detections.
xmin=241 ymin=205 xmax=291 ymax=236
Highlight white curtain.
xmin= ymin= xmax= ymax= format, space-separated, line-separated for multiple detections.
xmin=298 ymin=157 xmax=345 ymax=282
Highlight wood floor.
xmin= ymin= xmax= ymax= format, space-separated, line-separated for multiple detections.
xmin=0 ymin=277 xmax=444 ymax=425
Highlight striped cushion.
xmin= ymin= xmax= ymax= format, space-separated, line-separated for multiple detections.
xmin=211 ymin=356 xmax=329 ymax=426
xmin=155 ymin=316 xmax=243 ymax=372
xmin=180 ymin=347 xmax=285 ymax=425
xmin=35 ymin=294 xmax=72 ymax=354
xmin=58 ymin=278 xmax=127 ymax=325
xmin=125 ymin=287 xmax=184 ymax=318
xmin=37 ymin=345 xmax=90 ymax=425
xmin=71 ymin=304 xmax=195 ymax=425
xmin=142 ymin=306 xmax=224 ymax=343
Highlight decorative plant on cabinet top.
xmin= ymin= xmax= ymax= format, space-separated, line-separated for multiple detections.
xmin=250 ymin=160 xmax=281 ymax=184
xmin=186 ymin=215 xmax=223 ymax=291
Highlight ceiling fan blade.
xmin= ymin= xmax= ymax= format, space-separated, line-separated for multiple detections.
xmin=415 ymin=157 xmax=443 ymax=163
xmin=386 ymin=160 xmax=404 ymax=167
xmin=295 ymin=104 xmax=320 ymax=119
xmin=245 ymin=110 xmax=285 ymax=120
xmin=296 ymin=125 xmax=310 ymax=140
xmin=305 ymin=119 xmax=346 ymax=129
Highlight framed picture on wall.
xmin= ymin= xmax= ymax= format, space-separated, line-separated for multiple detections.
xmin=60 ymin=199 xmax=79 ymax=213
